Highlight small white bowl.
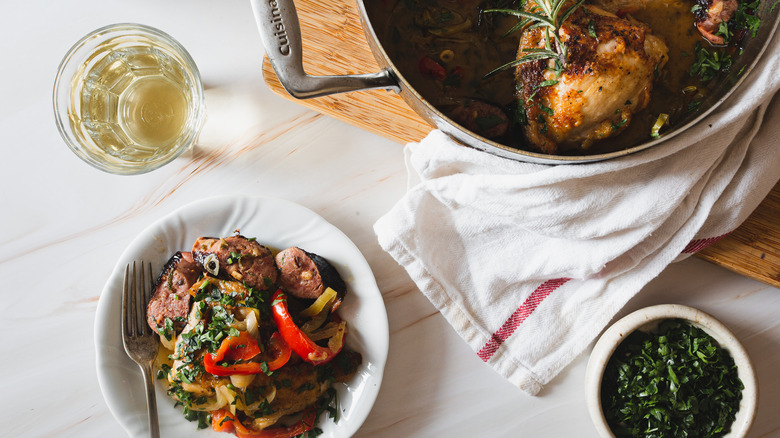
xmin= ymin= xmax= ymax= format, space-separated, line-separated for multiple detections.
xmin=585 ymin=304 xmax=757 ymax=438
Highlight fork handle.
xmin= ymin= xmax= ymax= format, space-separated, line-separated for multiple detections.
xmin=140 ymin=362 xmax=161 ymax=438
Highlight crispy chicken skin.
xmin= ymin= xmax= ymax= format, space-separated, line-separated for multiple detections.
xmin=516 ymin=4 xmax=668 ymax=154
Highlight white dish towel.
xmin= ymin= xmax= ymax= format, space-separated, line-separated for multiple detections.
xmin=374 ymin=32 xmax=780 ymax=395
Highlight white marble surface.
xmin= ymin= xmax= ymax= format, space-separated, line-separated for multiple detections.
xmin=1 ymin=1 xmax=779 ymax=437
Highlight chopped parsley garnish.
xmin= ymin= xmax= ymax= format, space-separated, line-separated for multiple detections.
xmin=244 ymin=282 xmax=272 ymax=320
xmin=690 ymin=43 xmax=733 ymax=82
xmin=158 ymin=317 xmax=176 ymax=341
xmin=715 ymin=21 xmax=732 ymax=41
xmin=177 ymin=361 xmax=205 ymax=384
xmin=226 ymin=251 xmax=242 ymax=264
xmin=253 ymin=399 xmax=275 ymax=417
xmin=260 ymin=361 xmax=273 ymax=376
xmin=182 ymin=406 xmax=211 ymax=429
xmin=610 ymin=117 xmax=628 ymax=132
xmin=156 ymin=363 xmax=172 ymax=380
xmin=317 ymin=387 xmax=340 ymax=422
xmin=732 ymin=0 xmax=762 ymax=39
xmin=601 ymin=319 xmax=743 ymax=437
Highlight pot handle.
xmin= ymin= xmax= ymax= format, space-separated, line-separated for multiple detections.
xmin=250 ymin=0 xmax=400 ymax=98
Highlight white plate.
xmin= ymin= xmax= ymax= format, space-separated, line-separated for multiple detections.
xmin=95 ymin=195 xmax=389 ymax=437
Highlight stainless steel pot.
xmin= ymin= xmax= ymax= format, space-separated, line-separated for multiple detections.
xmin=250 ymin=0 xmax=779 ymax=164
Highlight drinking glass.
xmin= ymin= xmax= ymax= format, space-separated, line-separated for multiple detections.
xmin=54 ymin=23 xmax=205 ymax=175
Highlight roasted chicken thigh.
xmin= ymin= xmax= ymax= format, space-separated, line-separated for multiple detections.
xmin=516 ymin=4 xmax=668 ymax=154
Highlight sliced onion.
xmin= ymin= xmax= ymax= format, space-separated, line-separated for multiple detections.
xmin=230 ymin=373 xmax=255 ymax=391
xmin=204 ymin=253 xmax=219 ymax=276
xmin=650 ymin=113 xmax=669 ymax=138
xmin=250 ymin=410 xmax=285 ymax=432
xmin=300 ymin=305 xmax=332 ymax=334
xmin=233 ymin=308 xmax=259 ymax=339
xmin=300 ymin=287 xmax=337 ymax=318
xmin=246 ymin=309 xmax=259 ymax=339
xmin=160 ymin=331 xmax=176 ymax=350
xmin=186 ymin=304 xmax=202 ymax=331
xmin=306 ymin=321 xmax=341 ymax=342
xmin=216 ymin=384 xmax=238 ymax=415
xmin=327 ymin=321 xmax=348 ymax=353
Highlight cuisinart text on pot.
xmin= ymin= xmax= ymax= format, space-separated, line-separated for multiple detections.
xmin=268 ymin=0 xmax=289 ymax=56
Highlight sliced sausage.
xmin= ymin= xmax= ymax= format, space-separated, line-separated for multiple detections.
xmin=275 ymin=247 xmax=346 ymax=300
xmin=146 ymin=251 xmax=201 ymax=334
xmin=191 ymin=235 xmax=278 ymax=290
xmin=694 ymin=0 xmax=739 ymax=45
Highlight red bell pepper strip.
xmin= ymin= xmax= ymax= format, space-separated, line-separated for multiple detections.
xmin=222 ymin=331 xmax=262 ymax=361
xmin=204 ymin=331 xmax=265 ymax=376
xmin=212 ymin=408 xmax=317 ymax=438
xmin=212 ymin=409 xmax=237 ymax=433
xmin=418 ymin=56 xmax=447 ymax=80
xmin=266 ymin=331 xmax=292 ymax=371
xmin=271 ymin=290 xmax=345 ymax=366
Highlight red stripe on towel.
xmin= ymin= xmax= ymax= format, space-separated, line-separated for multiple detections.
xmin=682 ymin=233 xmax=729 ymax=253
xmin=477 ymin=277 xmax=571 ymax=362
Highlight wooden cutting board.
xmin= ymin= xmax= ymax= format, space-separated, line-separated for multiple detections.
xmin=261 ymin=0 xmax=780 ymax=288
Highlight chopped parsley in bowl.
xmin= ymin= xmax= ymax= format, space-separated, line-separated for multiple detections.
xmin=585 ymin=304 xmax=757 ymax=438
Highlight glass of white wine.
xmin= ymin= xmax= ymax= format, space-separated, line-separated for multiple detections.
xmin=54 ymin=23 xmax=205 ymax=175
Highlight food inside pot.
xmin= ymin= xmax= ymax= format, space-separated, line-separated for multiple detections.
xmin=367 ymin=0 xmax=764 ymax=155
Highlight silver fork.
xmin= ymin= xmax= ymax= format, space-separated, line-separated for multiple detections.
xmin=122 ymin=261 xmax=161 ymax=438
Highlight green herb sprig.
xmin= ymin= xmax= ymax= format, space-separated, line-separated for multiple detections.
xmin=484 ymin=0 xmax=586 ymax=78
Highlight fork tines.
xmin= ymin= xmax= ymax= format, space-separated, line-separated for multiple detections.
xmin=122 ymin=260 xmax=154 ymax=341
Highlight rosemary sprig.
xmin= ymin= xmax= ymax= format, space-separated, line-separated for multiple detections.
xmin=484 ymin=0 xmax=586 ymax=78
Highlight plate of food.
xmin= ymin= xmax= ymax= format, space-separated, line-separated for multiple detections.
xmin=95 ymin=195 xmax=389 ymax=437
